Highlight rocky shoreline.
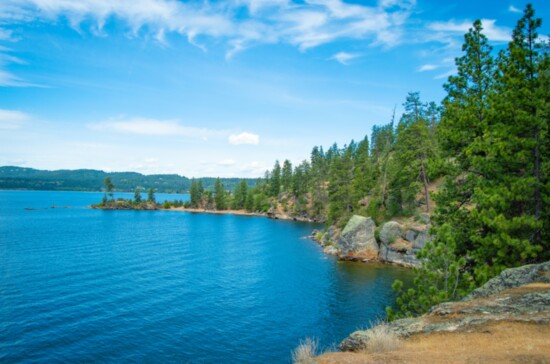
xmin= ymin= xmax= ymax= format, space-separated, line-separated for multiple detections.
xmin=315 ymin=261 xmax=550 ymax=363
xmin=311 ymin=214 xmax=431 ymax=268
xmin=91 ymin=203 xmax=322 ymax=223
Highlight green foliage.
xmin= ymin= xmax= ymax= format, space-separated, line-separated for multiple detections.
xmin=388 ymin=224 xmax=475 ymax=320
xmin=231 ymin=179 xmax=248 ymax=210
xmin=133 ymin=187 xmax=142 ymax=204
xmin=147 ymin=188 xmax=156 ymax=204
xmin=214 ymin=177 xmax=227 ymax=210
xmin=391 ymin=6 xmax=549 ymax=319
xmin=104 ymin=177 xmax=114 ymax=201
xmin=270 ymin=160 xmax=282 ymax=197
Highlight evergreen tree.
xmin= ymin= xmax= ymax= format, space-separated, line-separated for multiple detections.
xmin=270 ymin=161 xmax=281 ymax=197
xmin=232 ymin=179 xmax=248 ymax=210
xmin=189 ymin=178 xmax=200 ymax=207
xmin=134 ymin=187 xmax=142 ymax=204
xmin=147 ymin=188 xmax=156 ymax=204
xmin=245 ymin=189 xmax=255 ymax=211
xmin=327 ymin=145 xmax=354 ymax=225
xmin=393 ymin=94 xmax=436 ymax=214
xmin=104 ymin=177 xmax=114 ymax=201
xmin=214 ymin=177 xmax=226 ymax=210
xmin=281 ymin=159 xmax=293 ymax=193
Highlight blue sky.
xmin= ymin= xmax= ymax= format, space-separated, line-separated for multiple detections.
xmin=0 ymin=0 xmax=548 ymax=177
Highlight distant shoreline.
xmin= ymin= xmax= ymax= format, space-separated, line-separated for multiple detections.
xmin=91 ymin=203 xmax=322 ymax=223
xmin=167 ymin=207 xmax=268 ymax=218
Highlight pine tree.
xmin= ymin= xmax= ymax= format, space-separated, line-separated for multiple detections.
xmin=189 ymin=178 xmax=200 ymax=207
xmin=214 ymin=177 xmax=226 ymax=210
xmin=147 ymin=188 xmax=156 ymax=204
xmin=134 ymin=187 xmax=142 ymax=204
xmin=468 ymin=5 xmax=549 ymax=280
xmin=104 ymin=177 xmax=114 ymax=201
xmin=232 ymin=179 xmax=248 ymax=210
xmin=327 ymin=145 xmax=354 ymax=225
xmin=270 ymin=160 xmax=281 ymax=197
xmin=281 ymin=160 xmax=293 ymax=193
xmin=389 ymin=93 xmax=438 ymax=215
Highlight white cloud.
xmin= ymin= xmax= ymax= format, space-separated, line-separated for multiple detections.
xmin=0 ymin=109 xmax=31 ymax=130
xmin=508 ymin=5 xmax=522 ymax=14
xmin=331 ymin=51 xmax=360 ymax=65
xmin=218 ymin=159 xmax=236 ymax=166
xmin=428 ymin=19 xmax=510 ymax=42
xmin=418 ymin=63 xmax=438 ymax=72
xmin=228 ymin=132 xmax=260 ymax=145
xmin=88 ymin=117 xmax=224 ymax=139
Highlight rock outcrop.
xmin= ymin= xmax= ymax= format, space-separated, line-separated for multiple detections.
xmin=311 ymin=215 xmax=431 ymax=267
xmin=378 ymin=220 xmax=430 ymax=267
xmin=339 ymin=261 xmax=550 ymax=352
xmin=337 ymin=215 xmax=378 ymax=260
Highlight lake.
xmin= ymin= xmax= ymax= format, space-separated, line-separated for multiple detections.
xmin=0 ymin=190 xmax=412 ymax=363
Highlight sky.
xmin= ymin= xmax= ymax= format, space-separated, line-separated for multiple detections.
xmin=0 ymin=0 xmax=548 ymax=178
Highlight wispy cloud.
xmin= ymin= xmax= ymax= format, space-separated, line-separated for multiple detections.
xmin=508 ymin=5 xmax=522 ymax=14
xmin=434 ymin=69 xmax=455 ymax=80
xmin=88 ymin=117 xmax=224 ymax=140
xmin=0 ymin=0 xmax=416 ymax=58
xmin=228 ymin=132 xmax=260 ymax=145
xmin=428 ymin=18 xmax=511 ymax=42
xmin=0 ymin=109 xmax=31 ymax=130
xmin=330 ymin=51 xmax=360 ymax=65
xmin=417 ymin=63 xmax=438 ymax=72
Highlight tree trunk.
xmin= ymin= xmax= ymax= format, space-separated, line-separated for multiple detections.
xmin=421 ymin=160 xmax=430 ymax=213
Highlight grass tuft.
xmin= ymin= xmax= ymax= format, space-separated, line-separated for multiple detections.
xmin=292 ymin=337 xmax=318 ymax=364
xmin=362 ymin=321 xmax=401 ymax=354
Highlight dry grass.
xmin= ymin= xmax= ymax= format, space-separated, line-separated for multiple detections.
xmin=361 ymin=321 xmax=401 ymax=354
xmin=316 ymin=321 xmax=550 ymax=364
xmin=292 ymin=337 xmax=319 ymax=364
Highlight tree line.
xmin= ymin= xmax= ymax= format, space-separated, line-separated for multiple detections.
xmin=192 ymin=5 xmax=548 ymax=318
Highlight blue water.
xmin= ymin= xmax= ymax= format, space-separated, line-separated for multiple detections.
xmin=0 ymin=190 xmax=412 ymax=363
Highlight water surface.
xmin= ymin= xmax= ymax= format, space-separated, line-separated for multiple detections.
xmin=0 ymin=190 xmax=412 ymax=363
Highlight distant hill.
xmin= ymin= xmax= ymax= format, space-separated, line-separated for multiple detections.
xmin=0 ymin=166 xmax=256 ymax=193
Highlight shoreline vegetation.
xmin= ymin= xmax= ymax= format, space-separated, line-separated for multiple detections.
xmin=90 ymin=182 xmax=322 ymax=223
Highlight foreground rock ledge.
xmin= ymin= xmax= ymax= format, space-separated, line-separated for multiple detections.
xmin=340 ymin=261 xmax=550 ymax=351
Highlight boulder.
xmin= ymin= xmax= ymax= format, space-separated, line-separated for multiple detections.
xmin=379 ymin=221 xmax=403 ymax=245
xmin=465 ymin=261 xmax=550 ymax=300
xmin=379 ymin=244 xmax=421 ymax=268
xmin=337 ymin=215 xmax=378 ymax=258
xmin=413 ymin=230 xmax=430 ymax=250
xmin=404 ymin=229 xmax=418 ymax=242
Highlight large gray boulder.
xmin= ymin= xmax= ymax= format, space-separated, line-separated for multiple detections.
xmin=337 ymin=215 xmax=378 ymax=259
xmin=379 ymin=221 xmax=403 ymax=245
xmin=379 ymin=243 xmax=421 ymax=268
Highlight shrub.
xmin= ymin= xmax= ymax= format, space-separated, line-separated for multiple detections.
xmin=291 ymin=337 xmax=318 ymax=364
